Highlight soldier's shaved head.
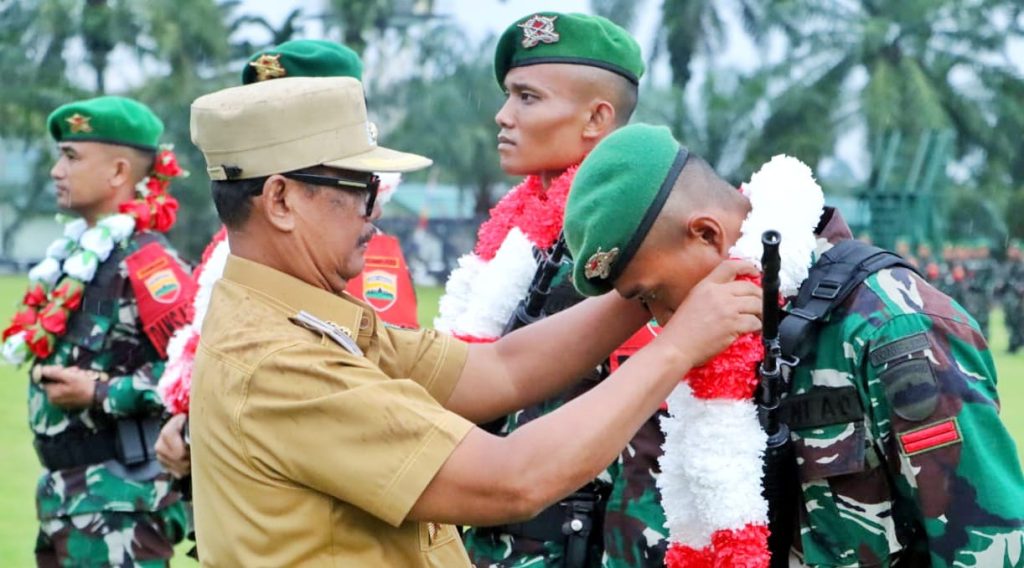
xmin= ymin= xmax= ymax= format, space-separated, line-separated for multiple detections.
xmin=647 ymin=155 xmax=750 ymax=247
xmin=564 ymin=65 xmax=638 ymax=126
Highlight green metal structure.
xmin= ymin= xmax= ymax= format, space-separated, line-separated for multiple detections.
xmin=857 ymin=129 xmax=954 ymax=250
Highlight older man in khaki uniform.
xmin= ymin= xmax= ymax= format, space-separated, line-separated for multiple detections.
xmin=187 ymin=76 xmax=763 ymax=567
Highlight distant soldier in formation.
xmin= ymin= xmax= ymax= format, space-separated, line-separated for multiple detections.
xmin=998 ymin=240 xmax=1024 ymax=353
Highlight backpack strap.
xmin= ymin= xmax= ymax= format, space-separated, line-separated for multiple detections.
xmin=779 ymin=240 xmax=918 ymax=361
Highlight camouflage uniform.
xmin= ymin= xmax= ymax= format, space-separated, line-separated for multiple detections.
xmin=463 ymin=258 xmax=669 ymax=568
xmin=31 ymin=232 xmax=188 ymax=567
xmin=785 ymin=211 xmax=1024 ymax=567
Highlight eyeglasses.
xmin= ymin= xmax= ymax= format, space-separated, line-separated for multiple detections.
xmin=281 ymin=172 xmax=380 ymax=218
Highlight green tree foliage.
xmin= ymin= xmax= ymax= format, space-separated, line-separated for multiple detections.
xmin=746 ymin=0 xmax=1024 ymax=179
xmin=371 ymin=24 xmax=509 ymax=214
xmin=635 ymin=70 xmax=768 ymax=183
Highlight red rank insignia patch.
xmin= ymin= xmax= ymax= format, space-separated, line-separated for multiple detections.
xmin=899 ymin=417 xmax=961 ymax=456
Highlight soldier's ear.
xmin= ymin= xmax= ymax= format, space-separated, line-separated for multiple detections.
xmin=687 ymin=214 xmax=728 ymax=256
xmin=582 ymin=99 xmax=616 ymax=143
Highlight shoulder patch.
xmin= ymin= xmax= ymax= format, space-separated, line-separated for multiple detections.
xmin=124 ymin=242 xmax=196 ymax=357
xmin=899 ymin=417 xmax=961 ymax=456
xmin=289 ymin=310 xmax=363 ymax=357
xmin=869 ymin=333 xmax=930 ymax=367
xmin=880 ymin=357 xmax=939 ymax=422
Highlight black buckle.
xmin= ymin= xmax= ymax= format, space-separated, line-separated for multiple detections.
xmin=812 ymin=280 xmax=841 ymax=300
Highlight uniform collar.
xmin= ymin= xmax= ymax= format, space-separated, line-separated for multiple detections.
xmin=221 ymin=255 xmax=375 ymax=338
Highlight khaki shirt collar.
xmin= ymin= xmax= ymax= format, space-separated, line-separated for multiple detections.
xmin=222 ymin=254 xmax=375 ymax=338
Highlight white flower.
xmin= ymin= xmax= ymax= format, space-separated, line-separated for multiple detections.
xmin=28 ymin=257 xmax=62 ymax=287
xmin=63 ymin=250 xmax=100 ymax=282
xmin=98 ymin=214 xmax=136 ymax=243
xmin=2 ymin=332 xmax=29 ymax=365
xmin=730 ymin=154 xmax=824 ymax=297
xmin=45 ymin=237 xmax=75 ymax=261
xmin=63 ymin=218 xmax=88 ymax=240
xmin=79 ymin=226 xmax=115 ymax=261
xmin=135 ymin=177 xmax=152 ymax=198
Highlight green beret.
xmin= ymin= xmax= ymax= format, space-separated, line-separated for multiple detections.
xmin=242 ymin=39 xmax=363 ymax=84
xmin=565 ymin=124 xmax=689 ymax=296
xmin=494 ymin=12 xmax=644 ymax=87
xmin=47 ymin=96 xmax=163 ymax=151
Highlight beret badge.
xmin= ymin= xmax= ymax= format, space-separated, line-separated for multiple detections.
xmin=518 ymin=14 xmax=560 ymax=49
xmin=249 ymin=53 xmax=287 ymax=82
xmin=66 ymin=113 xmax=93 ymax=134
xmin=584 ymin=247 xmax=619 ymax=280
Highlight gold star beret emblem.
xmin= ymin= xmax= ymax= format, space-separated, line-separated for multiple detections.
xmin=584 ymin=247 xmax=619 ymax=280
xmin=518 ymin=14 xmax=560 ymax=49
xmin=66 ymin=113 xmax=93 ymax=134
xmin=249 ymin=53 xmax=287 ymax=82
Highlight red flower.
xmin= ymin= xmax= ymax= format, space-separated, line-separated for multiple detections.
xmin=25 ymin=326 xmax=55 ymax=359
xmin=23 ymin=283 xmax=47 ymax=307
xmin=51 ymin=279 xmax=84 ymax=310
xmin=666 ymin=543 xmax=714 ymax=567
xmin=119 ymin=200 xmax=152 ymax=231
xmin=710 ymin=525 xmax=771 ymax=568
xmin=153 ymin=149 xmax=184 ymax=178
xmin=11 ymin=306 xmax=38 ymax=329
xmin=151 ymin=195 xmax=179 ymax=233
xmin=146 ymin=176 xmax=167 ymax=195
xmin=39 ymin=303 xmax=69 ymax=335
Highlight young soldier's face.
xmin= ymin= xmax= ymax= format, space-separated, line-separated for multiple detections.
xmin=50 ymin=142 xmax=119 ymax=215
xmin=495 ymin=65 xmax=595 ymax=176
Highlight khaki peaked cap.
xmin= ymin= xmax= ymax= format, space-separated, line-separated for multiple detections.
xmin=190 ymin=77 xmax=431 ymax=180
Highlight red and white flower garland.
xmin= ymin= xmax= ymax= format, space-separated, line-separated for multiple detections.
xmin=435 ymin=166 xmax=576 ymax=341
xmin=2 ymin=147 xmax=187 ymax=366
xmin=661 ymin=155 xmax=824 ymax=567
xmin=1 ymin=215 xmax=137 ymax=364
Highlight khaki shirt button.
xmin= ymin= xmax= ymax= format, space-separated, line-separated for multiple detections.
xmin=360 ymin=315 xmax=370 ymax=330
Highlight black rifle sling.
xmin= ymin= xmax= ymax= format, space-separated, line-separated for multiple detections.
xmin=779 ymin=240 xmax=918 ymax=362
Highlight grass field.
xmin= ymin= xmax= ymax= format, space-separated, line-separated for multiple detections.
xmin=0 ymin=275 xmax=1022 ymax=565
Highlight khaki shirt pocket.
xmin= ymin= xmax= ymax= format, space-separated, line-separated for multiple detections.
xmin=418 ymin=521 xmax=457 ymax=551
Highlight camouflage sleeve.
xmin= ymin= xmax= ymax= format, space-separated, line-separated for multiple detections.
xmin=864 ymin=311 xmax=1024 ymax=567
xmin=93 ymin=360 xmax=167 ymax=417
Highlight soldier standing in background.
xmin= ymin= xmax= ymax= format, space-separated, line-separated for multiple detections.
xmin=434 ymin=12 xmax=671 ymax=567
xmin=1 ymin=97 xmax=193 ymax=566
xmin=964 ymin=241 xmax=996 ymax=337
xmin=999 ymin=240 xmax=1024 ymax=353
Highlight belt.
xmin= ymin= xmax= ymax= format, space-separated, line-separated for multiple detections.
xmin=34 ymin=427 xmax=119 ymax=471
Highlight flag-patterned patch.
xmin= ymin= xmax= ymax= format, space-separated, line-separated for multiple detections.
xmin=899 ymin=417 xmax=961 ymax=456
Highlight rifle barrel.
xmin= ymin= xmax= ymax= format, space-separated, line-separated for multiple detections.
xmin=761 ymin=231 xmax=782 ymax=340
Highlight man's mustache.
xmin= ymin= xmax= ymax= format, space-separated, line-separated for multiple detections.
xmin=357 ymin=226 xmax=379 ymax=246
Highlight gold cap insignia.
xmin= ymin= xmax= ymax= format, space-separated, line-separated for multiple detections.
xmin=584 ymin=247 xmax=619 ymax=280
xmin=66 ymin=113 xmax=93 ymax=134
xmin=518 ymin=14 xmax=560 ymax=49
xmin=249 ymin=53 xmax=287 ymax=82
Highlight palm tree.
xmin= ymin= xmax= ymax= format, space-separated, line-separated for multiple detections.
xmin=744 ymin=0 xmax=1024 ymax=178
xmin=373 ymin=24 xmax=509 ymax=214
xmin=636 ymin=70 xmax=769 ymax=183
